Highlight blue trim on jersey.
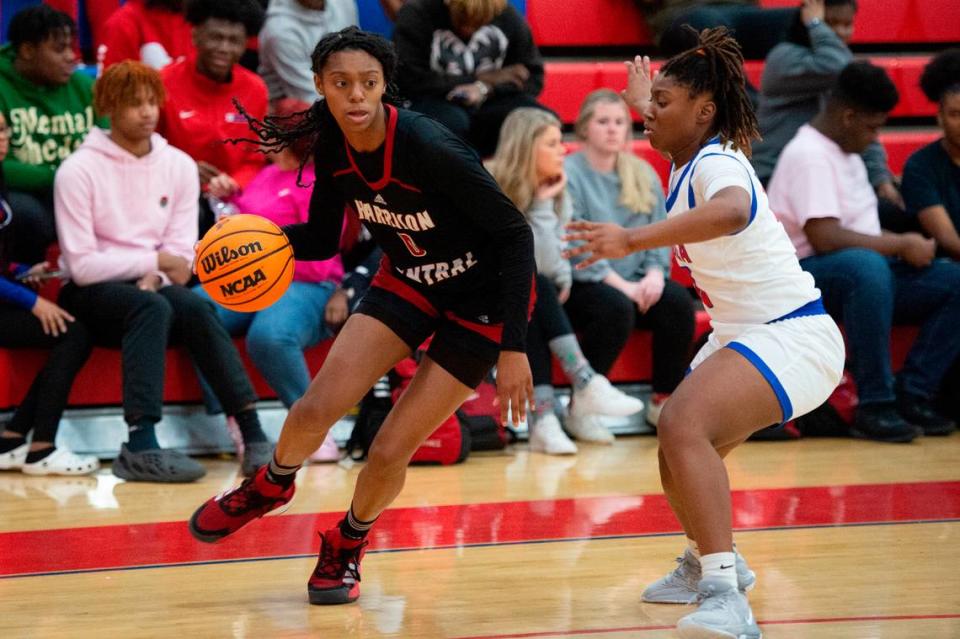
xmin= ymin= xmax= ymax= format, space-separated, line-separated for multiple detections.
xmin=768 ymin=297 xmax=826 ymax=324
xmin=686 ymin=153 xmax=757 ymax=232
xmin=726 ymin=341 xmax=794 ymax=423
xmin=665 ymin=136 xmax=720 ymax=211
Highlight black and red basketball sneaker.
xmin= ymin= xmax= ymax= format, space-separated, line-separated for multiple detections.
xmin=188 ymin=466 xmax=294 ymax=543
xmin=308 ymin=526 xmax=368 ymax=605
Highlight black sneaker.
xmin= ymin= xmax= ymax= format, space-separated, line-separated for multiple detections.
xmin=851 ymin=403 xmax=918 ymax=443
xmin=898 ymin=393 xmax=957 ymax=436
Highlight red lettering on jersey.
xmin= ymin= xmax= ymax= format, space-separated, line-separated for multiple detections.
xmin=691 ymin=279 xmax=714 ymax=308
xmin=674 ymin=245 xmax=711 ymax=306
xmin=676 ymin=263 xmax=712 ymax=308
xmin=398 ymin=232 xmax=427 ymax=257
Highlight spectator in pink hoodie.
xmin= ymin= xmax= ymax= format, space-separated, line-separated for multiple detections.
xmin=192 ymin=98 xmax=346 ymax=462
xmin=54 ymin=61 xmax=273 ymax=482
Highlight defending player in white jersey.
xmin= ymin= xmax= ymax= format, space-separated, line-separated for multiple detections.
xmin=566 ymin=27 xmax=844 ymax=639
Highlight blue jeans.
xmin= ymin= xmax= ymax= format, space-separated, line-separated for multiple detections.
xmin=800 ymin=248 xmax=960 ymax=404
xmin=192 ymin=281 xmax=336 ymax=411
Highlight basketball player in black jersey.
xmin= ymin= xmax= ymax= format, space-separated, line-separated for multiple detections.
xmin=188 ymin=27 xmax=535 ymax=606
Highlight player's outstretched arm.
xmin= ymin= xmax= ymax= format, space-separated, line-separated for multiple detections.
xmin=564 ymin=186 xmax=751 ymax=268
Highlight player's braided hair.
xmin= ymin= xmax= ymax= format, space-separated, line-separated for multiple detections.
xmin=660 ymin=26 xmax=760 ymax=156
xmin=228 ymin=27 xmax=401 ymax=185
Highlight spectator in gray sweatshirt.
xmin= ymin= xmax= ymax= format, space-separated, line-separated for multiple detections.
xmin=488 ymin=108 xmax=645 ymax=454
xmin=565 ymin=90 xmax=695 ymax=430
xmin=752 ymin=0 xmax=903 ymax=220
xmin=258 ymin=0 xmax=358 ymax=105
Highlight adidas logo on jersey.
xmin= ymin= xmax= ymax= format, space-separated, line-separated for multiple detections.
xmin=374 ymin=194 xmax=387 ymax=205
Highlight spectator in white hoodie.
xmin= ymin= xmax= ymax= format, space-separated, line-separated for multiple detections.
xmin=54 ymin=61 xmax=273 ymax=482
xmin=258 ymin=0 xmax=359 ymax=105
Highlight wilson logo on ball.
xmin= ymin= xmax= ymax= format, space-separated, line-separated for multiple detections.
xmin=200 ymin=241 xmax=265 ymax=275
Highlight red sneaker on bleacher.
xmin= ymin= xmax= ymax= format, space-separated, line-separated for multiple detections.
xmin=188 ymin=466 xmax=294 ymax=543
xmin=308 ymin=526 xmax=368 ymax=605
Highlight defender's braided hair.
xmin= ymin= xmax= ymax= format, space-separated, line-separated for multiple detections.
xmin=228 ymin=27 xmax=401 ymax=184
xmin=660 ymin=26 xmax=760 ymax=156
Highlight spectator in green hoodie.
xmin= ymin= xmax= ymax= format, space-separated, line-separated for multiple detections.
xmin=0 ymin=5 xmax=106 ymax=264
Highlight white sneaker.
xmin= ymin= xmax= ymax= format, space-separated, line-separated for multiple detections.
xmin=676 ymin=578 xmax=761 ymax=639
xmin=529 ymin=413 xmax=577 ymax=455
xmin=572 ymin=375 xmax=644 ymax=417
xmin=308 ymin=432 xmax=341 ymax=463
xmin=0 ymin=442 xmax=29 ymax=470
xmin=565 ymin=412 xmax=615 ymax=444
xmin=22 ymin=448 xmax=100 ymax=476
xmin=645 ymin=396 xmax=667 ymax=428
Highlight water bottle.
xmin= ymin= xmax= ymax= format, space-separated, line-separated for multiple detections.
xmin=207 ymin=194 xmax=240 ymax=221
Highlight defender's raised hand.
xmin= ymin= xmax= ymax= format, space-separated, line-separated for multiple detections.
xmin=564 ymin=220 xmax=634 ymax=268
xmin=622 ymin=55 xmax=654 ymax=115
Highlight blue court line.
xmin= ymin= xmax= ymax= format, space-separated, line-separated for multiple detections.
xmin=2 ymin=517 xmax=957 ymax=581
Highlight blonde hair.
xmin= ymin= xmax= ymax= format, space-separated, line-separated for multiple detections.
xmin=447 ymin=0 xmax=507 ymax=31
xmin=574 ymin=89 xmax=657 ymax=215
xmin=487 ymin=107 xmax=563 ymax=216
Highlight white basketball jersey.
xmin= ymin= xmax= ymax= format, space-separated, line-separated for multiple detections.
xmin=667 ymin=138 xmax=820 ymax=325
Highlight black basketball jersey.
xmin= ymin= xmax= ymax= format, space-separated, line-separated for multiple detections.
xmin=284 ymin=104 xmax=535 ymax=351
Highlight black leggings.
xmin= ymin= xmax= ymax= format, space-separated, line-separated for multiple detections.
xmin=526 ymin=274 xmax=578 ymax=386
xmin=59 ymin=282 xmax=258 ymax=425
xmin=564 ymin=279 xmax=696 ymax=394
xmin=5 ymin=190 xmax=57 ymax=265
xmin=0 ymin=303 xmax=93 ymax=442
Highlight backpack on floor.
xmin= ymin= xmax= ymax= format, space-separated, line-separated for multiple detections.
xmin=391 ymin=357 xmax=471 ymax=465
xmin=345 ymin=375 xmax=394 ymax=461
xmin=410 ymin=412 xmax=472 ymax=465
xmin=456 ymin=372 xmax=509 ymax=451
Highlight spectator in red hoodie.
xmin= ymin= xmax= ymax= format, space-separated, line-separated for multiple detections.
xmin=157 ymin=0 xmax=266 ymax=231
xmin=99 ymin=0 xmax=194 ymax=71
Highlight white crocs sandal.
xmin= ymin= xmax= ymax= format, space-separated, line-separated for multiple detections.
xmin=0 ymin=442 xmax=29 ymax=470
xmin=22 ymin=448 xmax=100 ymax=476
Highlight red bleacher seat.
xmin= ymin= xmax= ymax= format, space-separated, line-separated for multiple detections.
xmin=583 ymin=309 xmax=713 ymax=385
xmin=529 ymin=0 xmax=960 ymax=48
xmin=0 ymin=339 xmax=332 ymax=410
xmin=527 ymin=0 xmax=651 ymax=47
xmin=0 ymin=319 xmax=923 ymax=407
xmin=543 ymin=56 xmax=934 ymax=125
xmin=761 ymin=0 xmax=960 ymax=44
xmin=879 ymin=129 xmax=941 ymax=175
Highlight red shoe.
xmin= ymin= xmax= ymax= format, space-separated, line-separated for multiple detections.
xmin=188 ymin=466 xmax=294 ymax=543
xmin=307 ymin=526 xmax=368 ymax=605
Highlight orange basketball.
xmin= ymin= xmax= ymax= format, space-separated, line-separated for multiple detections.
xmin=196 ymin=214 xmax=294 ymax=312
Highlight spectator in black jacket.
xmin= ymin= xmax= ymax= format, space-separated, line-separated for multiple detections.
xmin=393 ymin=0 xmax=551 ymax=156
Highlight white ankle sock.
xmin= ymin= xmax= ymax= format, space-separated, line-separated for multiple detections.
xmin=686 ymin=537 xmax=700 ymax=560
xmin=700 ymin=551 xmax=737 ymax=589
